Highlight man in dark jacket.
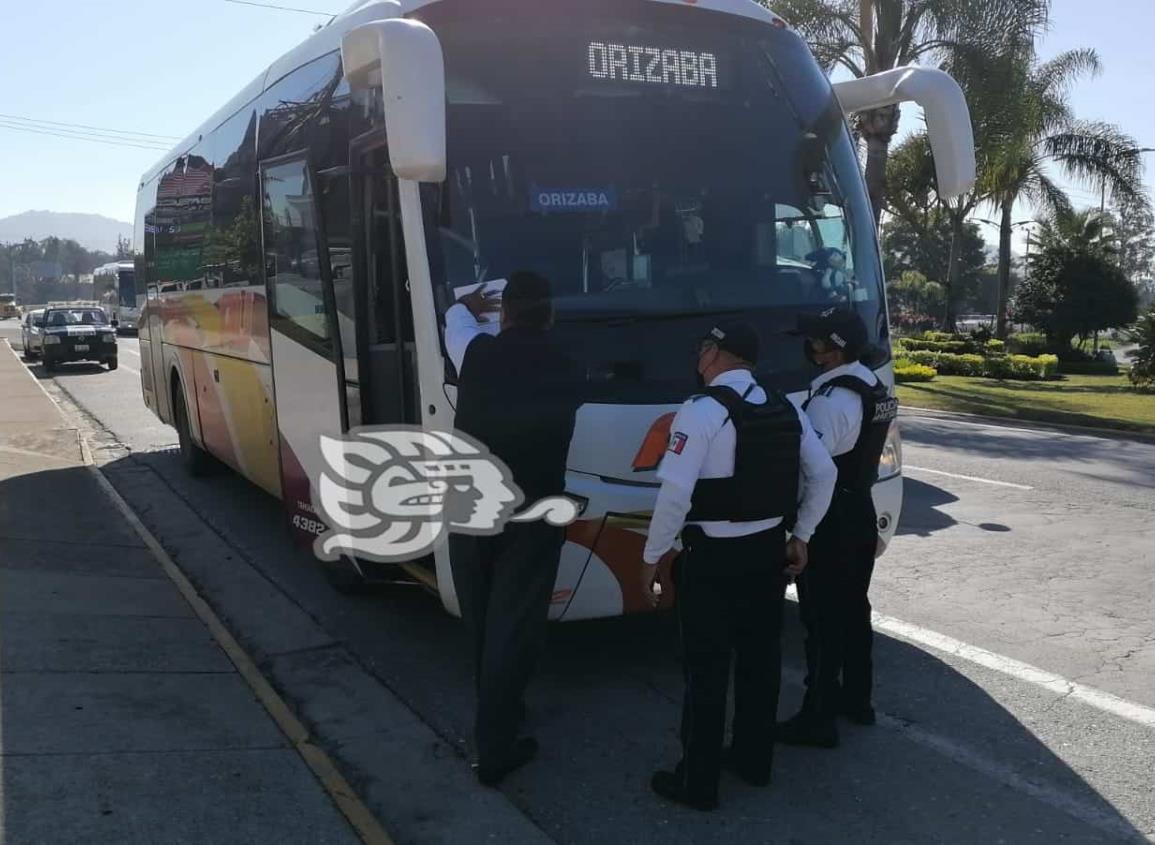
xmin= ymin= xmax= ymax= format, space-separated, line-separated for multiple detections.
xmin=445 ymin=271 xmax=580 ymax=786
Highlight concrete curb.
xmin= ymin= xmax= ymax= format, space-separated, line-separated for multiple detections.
xmin=899 ymin=405 xmax=1155 ymax=445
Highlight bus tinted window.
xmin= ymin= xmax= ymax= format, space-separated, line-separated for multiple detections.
xmin=208 ymin=107 xmax=261 ymax=289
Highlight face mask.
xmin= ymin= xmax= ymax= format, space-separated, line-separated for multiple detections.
xmin=803 ymin=338 xmax=821 ymax=367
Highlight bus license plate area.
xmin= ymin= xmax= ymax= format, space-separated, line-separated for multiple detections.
xmin=74 ymin=344 xmax=89 ymax=352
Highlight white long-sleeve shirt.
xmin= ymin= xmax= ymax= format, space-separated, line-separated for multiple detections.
xmin=444 ymin=302 xmax=488 ymax=375
xmin=642 ymin=369 xmax=837 ymax=564
xmin=803 ymin=361 xmax=880 ymax=457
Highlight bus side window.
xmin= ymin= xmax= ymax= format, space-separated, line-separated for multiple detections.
xmin=261 ymin=157 xmax=332 ymax=348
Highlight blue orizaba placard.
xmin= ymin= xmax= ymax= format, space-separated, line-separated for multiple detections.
xmin=530 ymin=186 xmax=618 ymax=213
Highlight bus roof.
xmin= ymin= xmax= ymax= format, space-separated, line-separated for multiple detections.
xmin=95 ymin=261 xmax=135 ymax=273
xmin=140 ymin=0 xmax=786 ymax=185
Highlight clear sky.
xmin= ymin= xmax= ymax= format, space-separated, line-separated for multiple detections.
xmin=0 ymin=0 xmax=1151 ymax=251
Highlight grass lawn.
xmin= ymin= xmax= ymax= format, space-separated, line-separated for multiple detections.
xmin=897 ymin=374 xmax=1155 ymax=436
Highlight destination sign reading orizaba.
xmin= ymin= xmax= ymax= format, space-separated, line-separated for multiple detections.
xmin=587 ymin=41 xmax=719 ymax=88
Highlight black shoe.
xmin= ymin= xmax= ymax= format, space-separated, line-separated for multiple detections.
xmin=475 ymin=737 xmax=538 ymax=786
xmin=775 ymin=712 xmax=840 ymax=749
xmin=650 ymin=770 xmax=718 ymax=811
xmin=839 ymin=704 xmax=877 ymax=726
xmin=723 ymin=748 xmax=772 ymax=788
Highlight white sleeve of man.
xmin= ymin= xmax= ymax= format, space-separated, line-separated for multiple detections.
xmin=805 ymin=388 xmax=863 ymax=457
xmin=444 ymin=302 xmax=484 ymax=375
xmin=792 ymin=409 xmax=837 ymax=543
xmin=642 ymin=403 xmax=712 ymax=565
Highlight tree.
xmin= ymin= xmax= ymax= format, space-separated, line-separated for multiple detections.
xmin=1112 ymin=192 xmax=1155 ymax=286
xmin=882 ymin=208 xmax=987 ymax=318
xmin=982 ymin=48 xmax=1147 ymax=338
xmin=888 ymin=270 xmax=945 ymax=330
xmin=770 ymin=0 xmax=1048 ymax=226
xmin=1017 ymin=229 xmax=1139 ymax=348
xmin=1126 ymin=308 xmax=1155 ymax=388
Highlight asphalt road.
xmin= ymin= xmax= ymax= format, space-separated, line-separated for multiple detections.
xmin=4 ymin=320 xmax=1154 ymax=844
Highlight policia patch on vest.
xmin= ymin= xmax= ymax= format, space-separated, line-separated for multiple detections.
xmin=805 ymin=375 xmax=898 ymax=493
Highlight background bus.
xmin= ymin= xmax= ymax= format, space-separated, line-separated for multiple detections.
xmin=93 ymin=260 xmax=139 ymax=332
xmin=134 ymin=0 xmax=973 ymax=621
xmin=0 ymin=293 xmax=18 ymax=320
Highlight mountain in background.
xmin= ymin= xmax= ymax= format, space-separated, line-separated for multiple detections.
xmin=0 ymin=211 xmax=132 ymax=253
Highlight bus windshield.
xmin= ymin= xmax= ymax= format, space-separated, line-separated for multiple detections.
xmin=418 ymin=0 xmax=887 ymax=400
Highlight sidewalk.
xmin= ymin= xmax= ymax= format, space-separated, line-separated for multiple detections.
xmin=0 ymin=342 xmax=362 ymax=844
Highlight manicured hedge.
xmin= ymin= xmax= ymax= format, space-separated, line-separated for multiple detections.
xmin=894 ymin=363 xmax=937 ymax=383
xmin=1008 ymin=332 xmax=1050 ymax=357
xmin=1058 ymin=359 xmax=1119 ymax=376
xmin=902 ymin=350 xmax=1058 ymax=380
xmin=896 ymin=338 xmax=974 ymax=353
xmin=896 ymin=335 xmax=1007 ymax=355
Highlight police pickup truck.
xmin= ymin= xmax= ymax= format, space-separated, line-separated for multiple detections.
xmin=39 ymin=307 xmax=118 ymax=372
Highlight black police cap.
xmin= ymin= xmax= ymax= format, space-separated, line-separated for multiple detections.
xmin=797 ymin=307 xmax=869 ymax=357
xmin=703 ymin=319 xmax=759 ymax=365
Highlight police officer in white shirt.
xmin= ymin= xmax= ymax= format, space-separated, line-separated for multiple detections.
xmin=642 ymin=320 xmax=836 ymax=811
xmin=777 ymin=308 xmax=898 ymax=749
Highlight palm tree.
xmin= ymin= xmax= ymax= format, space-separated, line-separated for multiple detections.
xmin=770 ymin=0 xmax=1049 ymax=227
xmin=1033 ymin=208 xmax=1117 ymax=257
xmin=984 ymin=49 xmax=1146 ymax=337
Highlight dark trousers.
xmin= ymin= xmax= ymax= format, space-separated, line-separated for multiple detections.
xmin=797 ymin=492 xmax=878 ymax=720
xmin=675 ymin=525 xmax=787 ymax=802
xmin=449 ymin=522 xmax=565 ymax=767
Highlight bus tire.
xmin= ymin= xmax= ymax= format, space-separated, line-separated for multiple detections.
xmin=324 ymin=555 xmax=372 ymax=595
xmin=106 ymin=358 xmax=119 ymax=371
xmin=172 ymin=378 xmax=214 ymax=477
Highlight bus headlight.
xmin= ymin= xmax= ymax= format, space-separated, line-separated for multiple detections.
xmin=877 ymin=420 xmax=902 ymax=482
xmin=43 ymin=335 xmax=61 ymax=345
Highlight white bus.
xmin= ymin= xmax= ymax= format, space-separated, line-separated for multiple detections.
xmin=93 ymin=260 xmax=139 ymax=332
xmin=134 ymin=0 xmax=975 ymax=619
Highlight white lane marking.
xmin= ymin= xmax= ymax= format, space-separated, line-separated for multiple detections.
xmin=778 ymin=666 xmax=1149 ymax=842
xmin=904 ymin=464 xmax=1033 ymax=490
xmin=121 ymin=346 xmax=141 ymax=357
xmin=784 ymin=586 xmax=1155 ymax=730
xmin=875 ymin=613 xmax=1155 ymax=729
xmin=902 ymin=408 xmax=1118 ymax=440
xmin=119 ymin=363 xmax=140 ymax=376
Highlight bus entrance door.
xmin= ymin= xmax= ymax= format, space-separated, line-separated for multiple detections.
xmin=260 ymin=155 xmax=349 ymax=545
xmin=351 ymin=142 xmax=417 ymax=429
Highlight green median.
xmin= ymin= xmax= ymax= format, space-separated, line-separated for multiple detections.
xmin=897 ymin=374 xmax=1155 ymax=436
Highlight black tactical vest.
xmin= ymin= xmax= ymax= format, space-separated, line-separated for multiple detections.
xmin=686 ymin=383 xmax=802 ymax=523
xmin=805 ymin=375 xmax=898 ymax=495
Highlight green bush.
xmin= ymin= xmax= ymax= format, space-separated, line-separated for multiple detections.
xmin=902 ymin=350 xmax=985 ymax=375
xmin=895 ymin=363 xmax=937 ymax=383
xmin=984 ymin=339 xmax=1006 ymax=353
xmin=898 ymin=338 xmax=974 ymax=353
xmin=921 ymin=331 xmax=958 ymax=343
xmin=902 ymin=350 xmax=1057 ymax=380
xmin=1008 ymin=332 xmax=1050 ymax=357
xmin=1059 ymin=359 xmax=1119 ymax=376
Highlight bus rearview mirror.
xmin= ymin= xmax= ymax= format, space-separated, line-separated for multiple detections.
xmin=832 ymin=66 xmax=976 ymax=198
xmin=342 ymin=17 xmax=447 ymax=183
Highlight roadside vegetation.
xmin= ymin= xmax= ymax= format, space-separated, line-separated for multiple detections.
xmin=896 ymin=374 xmax=1155 ymax=436
xmin=777 ymin=3 xmax=1155 ymax=430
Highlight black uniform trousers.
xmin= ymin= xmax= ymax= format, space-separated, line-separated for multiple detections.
xmin=797 ymin=490 xmax=878 ymax=720
xmin=449 ymin=522 xmax=565 ymax=768
xmin=676 ymin=525 xmax=788 ymax=802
